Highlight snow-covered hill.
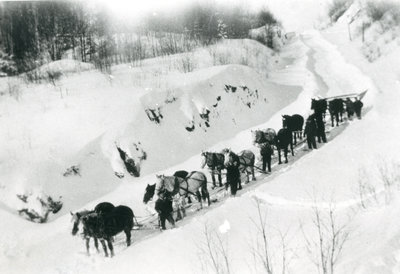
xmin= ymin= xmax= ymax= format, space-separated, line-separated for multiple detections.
xmin=0 ymin=38 xmax=298 ymax=221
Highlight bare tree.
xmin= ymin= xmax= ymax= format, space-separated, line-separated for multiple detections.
xmin=197 ymin=222 xmax=232 ymax=274
xmin=302 ymin=202 xmax=351 ymax=274
xmin=248 ymin=197 xmax=296 ymax=274
xmin=377 ymin=158 xmax=400 ymax=204
xmin=250 ymin=197 xmax=273 ymax=274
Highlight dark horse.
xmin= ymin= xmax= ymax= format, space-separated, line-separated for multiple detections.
xmin=275 ymin=128 xmax=293 ymax=164
xmin=71 ymin=202 xmax=115 ymax=254
xmin=282 ymin=114 xmax=304 ymax=145
xmin=80 ymin=205 xmax=134 ymax=257
xmin=328 ymin=98 xmax=344 ymax=127
xmin=200 ymin=151 xmax=225 ymax=188
xmin=311 ymin=98 xmax=328 ymax=121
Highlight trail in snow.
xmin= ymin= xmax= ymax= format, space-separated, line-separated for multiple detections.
xmin=301 ymin=35 xmax=330 ymax=97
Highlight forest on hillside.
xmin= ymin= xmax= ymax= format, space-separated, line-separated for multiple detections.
xmin=0 ymin=1 xmax=280 ymax=75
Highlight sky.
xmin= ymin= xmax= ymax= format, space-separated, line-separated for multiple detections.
xmin=99 ymin=0 xmax=331 ymax=32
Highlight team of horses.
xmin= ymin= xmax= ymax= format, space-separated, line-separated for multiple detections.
xmin=71 ymin=202 xmax=135 ymax=257
xmin=71 ymin=97 xmax=349 ymax=257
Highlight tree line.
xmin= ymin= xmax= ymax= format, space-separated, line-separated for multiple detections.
xmin=0 ymin=1 xmax=280 ymax=75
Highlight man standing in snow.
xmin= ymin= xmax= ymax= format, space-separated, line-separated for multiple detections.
xmin=353 ymin=98 xmax=364 ymax=119
xmin=345 ymin=98 xmax=355 ymax=120
xmin=155 ymin=198 xmax=175 ymax=230
xmin=225 ymin=151 xmax=241 ymax=196
xmin=260 ymin=141 xmax=273 ymax=173
xmin=304 ymin=115 xmax=318 ymax=150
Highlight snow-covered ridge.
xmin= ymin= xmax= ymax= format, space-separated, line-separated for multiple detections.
xmin=0 ymin=38 xmax=299 ymax=221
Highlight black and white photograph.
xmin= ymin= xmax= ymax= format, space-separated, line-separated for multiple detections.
xmin=0 ymin=0 xmax=399 ymax=273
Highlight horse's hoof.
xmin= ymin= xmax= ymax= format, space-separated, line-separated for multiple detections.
xmin=252 ymin=178 xmax=256 ymax=181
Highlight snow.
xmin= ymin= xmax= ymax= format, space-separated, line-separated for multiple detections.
xmin=1 ymin=0 xmax=400 ymax=273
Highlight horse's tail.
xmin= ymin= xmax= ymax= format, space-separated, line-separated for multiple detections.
xmin=201 ymin=188 xmax=207 ymax=201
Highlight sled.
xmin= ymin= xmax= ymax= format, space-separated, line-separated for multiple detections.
xmin=322 ymin=89 xmax=368 ymax=101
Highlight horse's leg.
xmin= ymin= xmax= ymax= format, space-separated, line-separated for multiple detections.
xmin=268 ymin=155 xmax=272 ymax=172
xmin=278 ymin=148 xmax=282 ymax=164
xmin=196 ymin=190 xmax=202 ymax=209
xmin=85 ymin=237 xmax=90 ymax=255
xmin=285 ymin=147 xmax=289 ymax=163
xmin=175 ymin=204 xmax=182 ymax=221
xmin=94 ymin=237 xmax=99 ymax=252
xmin=336 ymin=113 xmax=339 ymax=126
xmin=293 ymin=132 xmax=297 ymax=145
xmin=100 ymin=239 xmax=108 ymax=257
xmin=238 ymin=173 xmax=243 ymax=189
xmin=244 ymin=168 xmax=249 ymax=184
xmin=211 ymin=170 xmax=216 ymax=188
xmin=181 ymin=197 xmax=186 ymax=218
xmin=252 ymin=164 xmax=256 ymax=180
xmin=290 ymin=140 xmax=294 ymax=156
xmin=124 ymin=227 xmax=132 ymax=246
xmin=217 ymin=169 xmax=222 ymax=187
xmin=167 ymin=214 xmax=175 ymax=228
xmin=196 ymin=191 xmax=201 ymax=203
xmin=106 ymin=238 xmax=114 ymax=257
xmin=203 ymin=185 xmax=211 ymax=206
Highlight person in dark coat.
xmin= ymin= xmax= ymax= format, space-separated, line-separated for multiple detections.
xmin=353 ymin=98 xmax=363 ymax=119
xmin=155 ymin=198 xmax=175 ymax=230
xmin=260 ymin=142 xmax=273 ymax=173
xmin=345 ymin=98 xmax=355 ymax=120
xmin=225 ymin=152 xmax=241 ymax=196
xmin=314 ymin=114 xmax=327 ymax=143
xmin=304 ymin=115 xmax=318 ymax=149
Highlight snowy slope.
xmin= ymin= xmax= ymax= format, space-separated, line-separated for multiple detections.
xmin=0 ymin=39 xmax=294 ymax=219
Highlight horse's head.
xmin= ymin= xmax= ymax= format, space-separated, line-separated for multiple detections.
xmin=252 ymin=130 xmax=265 ymax=144
xmin=264 ymin=128 xmax=276 ymax=143
xmin=282 ymin=115 xmax=290 ymax=128
xmin=143 ymin=183 xmax=156 ymax=204
xmin=80 ymin=213 xmax=100 ymax=235
xmin=155 ymin=174 xmax=166 ymax=196
xmin=200 ymin=151 xmax=209 ymax=169
xmin=70 ymin=211 xmax=82 ymax=236
xmin=222 ymin=148 xmax=233 ymax=167
xmin=71 ymin=210 xmax=93 ymax=236
xmin=311 ymin=98 xmax=317 ymax=110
